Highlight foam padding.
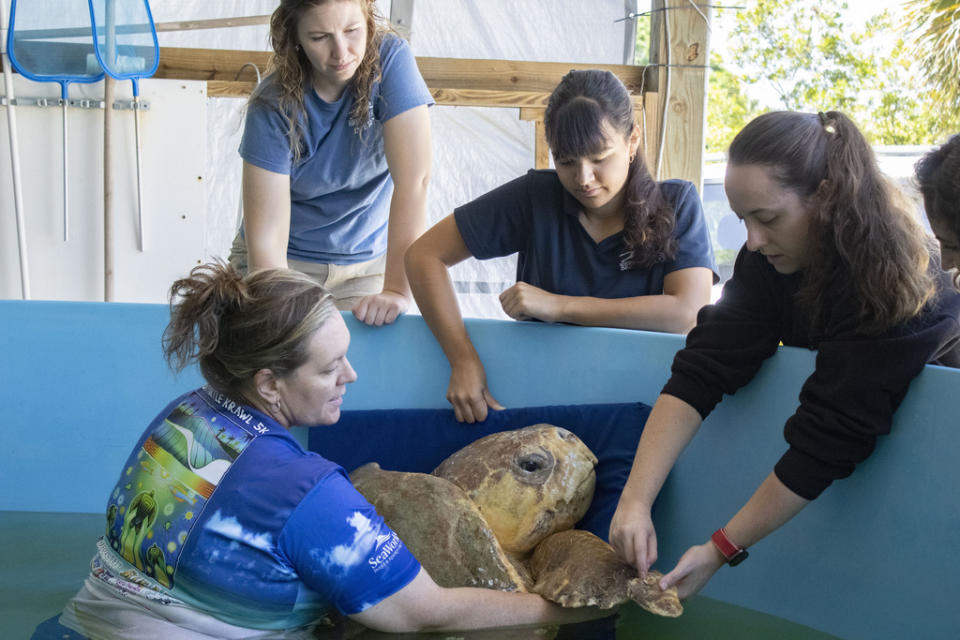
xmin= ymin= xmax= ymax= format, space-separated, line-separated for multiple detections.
xmin=309 ymin=402 xmax=651 ymax=540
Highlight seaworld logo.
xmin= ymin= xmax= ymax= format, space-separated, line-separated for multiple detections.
xmin=368 ymin=531 xmax=402 ymax=573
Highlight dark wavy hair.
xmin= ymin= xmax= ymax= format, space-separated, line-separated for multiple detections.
xmin=254 ymin=0 xmax=391 ymax=162
xmin=728 ymin=110 xmax=936 ymax=336
xmin=162 ymin=261 xmax=336 ymax=401
xmin=544 ymin=69 xmax=674 ymax=269
xmin=916 ymin=134 xmax=960 ymax=253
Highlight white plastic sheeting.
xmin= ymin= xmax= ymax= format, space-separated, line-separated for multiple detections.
xmin=151 ymin=0 xmax=638 ymax=317
xmin=0 ymin=1 xmax=638 ymax=305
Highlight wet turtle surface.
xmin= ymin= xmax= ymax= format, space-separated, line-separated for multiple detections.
xmin=350 ymin=424 xmax=682 ymax=618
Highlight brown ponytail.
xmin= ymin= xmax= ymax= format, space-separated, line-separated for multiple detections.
xmin=729 ymin=110 xmax=935 ymax=336
xmin=162 ymin=261 xmax=336 ymax=399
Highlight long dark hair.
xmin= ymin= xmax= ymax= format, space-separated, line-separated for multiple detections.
xmin=729 ymin=110 xmax=935 ymax=336
xmin=162 ymin=261 xmax=336 ymax=401
xmin=544 ymin=69 xmax=675 ymax=269
xmin=255 ymin=0 xmax=390 ymax=162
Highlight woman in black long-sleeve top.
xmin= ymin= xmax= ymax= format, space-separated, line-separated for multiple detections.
xmin=608 ymin=110 xmax=960 ymax=598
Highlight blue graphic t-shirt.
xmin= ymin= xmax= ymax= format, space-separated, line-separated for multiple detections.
xmin=101 ymin=386 xmax=420 ymax=631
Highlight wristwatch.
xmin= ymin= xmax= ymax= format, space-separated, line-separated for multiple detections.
xmin=711 ymin=527 xmax=749 ymax=566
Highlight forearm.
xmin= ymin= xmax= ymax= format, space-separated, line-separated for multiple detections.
xmin=721 ymin=472 xmax=810 ymax=549
xmin=550 ymin=267 xmax=713 ymax=333
xmin=620 ymin=394 xmax=704 ymax=509
xmin=555 ymin=293 xmax=700 ymax=333
xmin=382 ymin=184 xmax=428 ymax=297
xmin=413 ymin=586 xmax=603 ymax=632
xmin=405 ymin=247 xmax=479 ymax=367
xmin=354 ymin=568 xmax=604 ymax=633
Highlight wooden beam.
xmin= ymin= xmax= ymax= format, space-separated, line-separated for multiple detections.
xmin=155 ymin=47 xmax=656 ymax=95
xmin=153 ymin=46 xmax=663 ymax=173
xmin=413 ymin=57 xmax=654 ymax=95
xmin=652 ymin=0 xmax=710 ymax=191
xmin=155 ymin=16 xmax=272 ymax=32
xmin=156 ymin=47 xmax=271 ymax=83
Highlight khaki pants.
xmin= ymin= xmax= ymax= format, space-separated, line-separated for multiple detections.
xmin=228 ymin=232 xmax=385 ymax=311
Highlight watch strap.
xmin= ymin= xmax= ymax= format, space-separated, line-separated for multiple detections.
xmin=711 ymin=527 xmax=749 ymax=566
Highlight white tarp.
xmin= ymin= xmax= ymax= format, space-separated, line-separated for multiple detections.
xmin=152 ymin=0 xmax=638 ymax=317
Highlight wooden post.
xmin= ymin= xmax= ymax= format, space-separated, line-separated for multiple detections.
xmin=104 ymin=75 xmax=115 ymax=302
xmin=104 ymin=0 xmax=117 ymax=301
xmin=652 ymin=0 xmax=710 ymax=191
xmin=519 ymin=108 xmax=549 ymax=169
xmin=641 ymin=91 xmax=660 ymax=171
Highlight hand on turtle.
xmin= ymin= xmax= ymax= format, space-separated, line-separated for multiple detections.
xmin=499 ymin=282 xmax=565 ymax=323
xmin=352 ymin=289 xmax=410 ymax=326
xmin=609 ymin=499 xmax=658 ymax=578
xmin=658 ymin=541 xmax=726 ymax=599
xmin=447 ymin=356 xmax=505 ymax=423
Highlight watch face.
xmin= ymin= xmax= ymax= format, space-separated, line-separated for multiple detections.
xmin=728 ymin=549 xmax=749 ymax=566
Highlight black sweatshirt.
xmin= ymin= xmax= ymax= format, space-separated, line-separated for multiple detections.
xmin=662 ymin=247 xmax=960 ymax=500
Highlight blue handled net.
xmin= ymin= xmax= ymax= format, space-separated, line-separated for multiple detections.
xmin=8 ymin=0 xmax=104 ymax=98
xmin=88 ymin=0 xmax=158 ymax=95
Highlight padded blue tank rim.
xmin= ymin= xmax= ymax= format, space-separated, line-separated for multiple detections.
xmin=6 ymin=0 xmax=104 ymax=99
xmin=87 ymin=0 xmax=159 ymax=88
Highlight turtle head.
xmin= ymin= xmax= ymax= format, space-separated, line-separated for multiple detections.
xmin=434 ymin=424 xmax=597 ymax=554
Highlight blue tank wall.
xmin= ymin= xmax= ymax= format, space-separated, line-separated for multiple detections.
xmin=1 ymin=300 xmax=957 ymax=640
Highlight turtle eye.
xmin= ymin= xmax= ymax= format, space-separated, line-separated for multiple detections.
xmin=520 ymin=457 xmax=544 ymax=472
xmin=512 ymin=449 xmax=555 ymax=484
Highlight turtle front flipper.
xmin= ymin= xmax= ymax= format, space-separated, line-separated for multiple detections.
xmin=529 ymin=529 xmax=683 ymax=617
xmin=627 ymin=573 xmax=683 ymax=618
xmin=528 ymin=529 xmax=632 ymax=609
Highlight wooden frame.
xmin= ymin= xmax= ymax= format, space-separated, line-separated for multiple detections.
xmin=153 ymin=48 xmax=659 ymax=170
xmin=149 ymin=2 xmax=710 ymax=185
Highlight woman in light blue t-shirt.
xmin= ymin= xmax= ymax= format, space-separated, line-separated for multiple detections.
xmin=233 ymin=0 xmax=434 ymax=326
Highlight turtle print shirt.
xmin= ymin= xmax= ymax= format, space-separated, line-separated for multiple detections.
xmin=96 ymin=386 xmax=420 ymax=631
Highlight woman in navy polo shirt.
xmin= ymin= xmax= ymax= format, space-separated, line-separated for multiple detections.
xmin=405 ymin=69 xmax=718 ymax=423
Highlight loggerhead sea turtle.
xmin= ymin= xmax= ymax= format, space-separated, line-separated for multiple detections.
xmin=350 ymin=424 xmax=682 ymax=618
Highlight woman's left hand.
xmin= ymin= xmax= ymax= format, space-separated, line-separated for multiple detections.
xmin=353 ymin=290 xmax=410 ymax=326
xmin=499 ymin=282 xmax=565 ymax=323
xmin=658 ymin=541 xmax=726 ymax=599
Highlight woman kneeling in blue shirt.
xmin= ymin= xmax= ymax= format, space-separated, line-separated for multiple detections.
xmin=60 ymin=264 xmax=602 ymax=638
xmin=406 ymin=69 xmax=718 ymax=423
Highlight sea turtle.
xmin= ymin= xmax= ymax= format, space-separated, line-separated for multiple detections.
xmin=350 ymin=424 xmax=682 ymax=618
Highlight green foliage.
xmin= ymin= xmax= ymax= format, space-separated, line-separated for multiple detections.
xmin=903 ymin=0 xmax=960 ymax=111
xmin=633 ymin=14 xmax=651 ymax=65
xmin=707 ymin=0 xmax=960 ymax=147
xmin=705 ymin=51 xmax=760 ymax=153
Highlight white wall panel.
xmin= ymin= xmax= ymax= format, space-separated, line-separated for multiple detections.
xmin=0 ymin=77 xmax=206 ymax=301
